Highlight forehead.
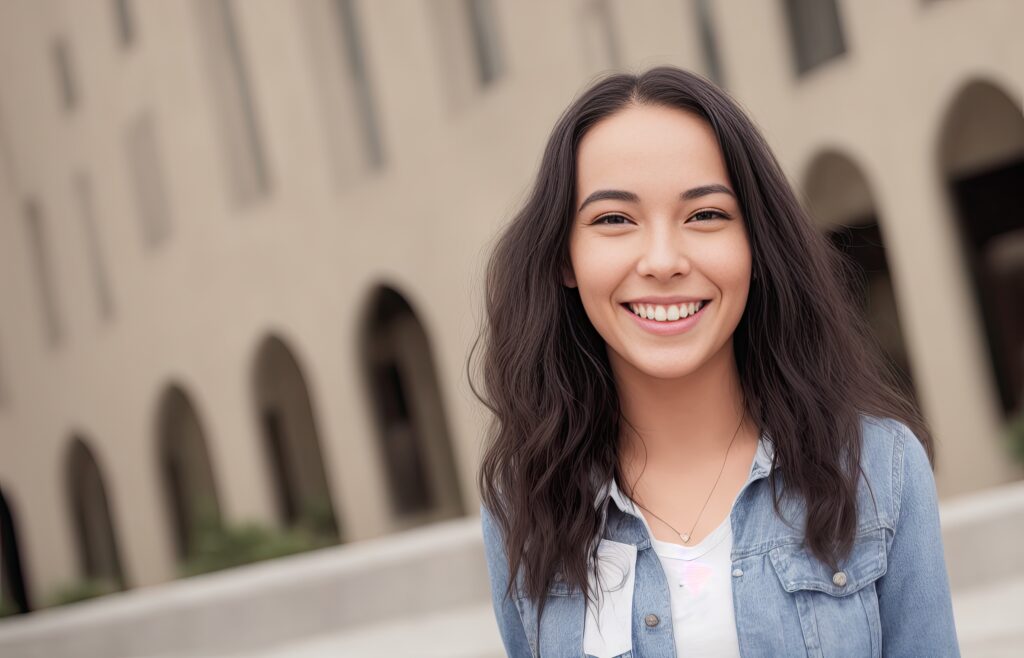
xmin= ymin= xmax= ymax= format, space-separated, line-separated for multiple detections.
xmin=575 ymin=104 xmax=730 ymax=201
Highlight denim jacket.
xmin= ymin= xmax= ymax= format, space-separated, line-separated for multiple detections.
xmin=481 ymin=416 xmax=961 ymax=657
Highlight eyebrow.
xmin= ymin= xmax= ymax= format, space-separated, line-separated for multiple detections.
xmin=576 ymin=184 xmax=736 ymax=214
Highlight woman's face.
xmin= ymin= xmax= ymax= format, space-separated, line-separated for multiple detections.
xmin=566 ymin=104 xmax=752 ymax=380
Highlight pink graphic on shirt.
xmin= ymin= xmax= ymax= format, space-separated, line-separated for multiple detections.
xmin=679 ymin=561 xmax=714 ymax=596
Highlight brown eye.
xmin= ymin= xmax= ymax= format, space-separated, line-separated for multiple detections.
xmin=689 ymin=210 xmax=728 ymax=222
xmin=593 ymin=214 xmax=632 ymax=225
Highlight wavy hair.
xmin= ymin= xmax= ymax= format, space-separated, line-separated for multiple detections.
xmin=472 ymin=66 xmax=931 ymax=622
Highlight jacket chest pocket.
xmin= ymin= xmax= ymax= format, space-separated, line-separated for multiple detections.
xmin=769 ymin=529 xmax=887 ymax=658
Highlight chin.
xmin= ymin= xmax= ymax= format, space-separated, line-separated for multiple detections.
xmin=618 ymin=351 xmax=707 ymax=380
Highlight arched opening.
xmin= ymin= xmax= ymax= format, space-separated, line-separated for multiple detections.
xmin=939 ymin=79 xmax=1024 ymax=418
xmin=66 ymin=436 xmax=127 ymax=591
xmin=0 ymin=486 xmax=30 ymax=615
xmin=937 ymin=78 xmax=1024 ymax=417
xmin=252 ymin=334 xmax=340 ymax=542
xmin=157 ymin=384 xmax=222 ymax=561
xmin=803 ymin=150 xmax=918 ymax=403
xmin=360 ymin=285 xmax=464 ymax=528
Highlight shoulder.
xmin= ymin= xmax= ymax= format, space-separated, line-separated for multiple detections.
xmin=856 ymin=414 xmax=933 ymax=529
xmin=858 ymin=414 xmax=929 ymax=476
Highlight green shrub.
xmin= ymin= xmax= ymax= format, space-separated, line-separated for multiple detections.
xmin=0 ymin=599 xmax=18 ymax=618
xmin=180 ymin=513 xmax=335 ymax=578
xmin=298 ymin=496 xmax=339 ymax=541
xmin=1008 ymin=406 xmax=1024 ymax=464
xmin=46 ymin=578 xmax=118 ymax=607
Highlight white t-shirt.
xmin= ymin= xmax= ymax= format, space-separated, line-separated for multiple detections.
xmin=584 ymin=438 xmax=768 ymax=658
xmin=649 ymin=517 xmax=742 ymax=657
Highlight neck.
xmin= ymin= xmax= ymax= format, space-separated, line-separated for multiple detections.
xmin=612 ymin=339 xmax=754 ymax=478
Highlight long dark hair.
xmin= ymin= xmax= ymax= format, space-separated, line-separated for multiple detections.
xmin=472 ymin=66 xmax=930 ymax=620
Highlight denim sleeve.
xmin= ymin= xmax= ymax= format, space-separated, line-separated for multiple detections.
xmin=481 ymin=503 xmax=534 ymax=658
xmin=876 ymin=424 xmax=961 ymax=657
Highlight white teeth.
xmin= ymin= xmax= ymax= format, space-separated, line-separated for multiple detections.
xmin=629 ymin=301 xmax=706 ymax=322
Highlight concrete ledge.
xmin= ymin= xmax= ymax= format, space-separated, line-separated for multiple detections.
xmin=0 ymin=515 xmax=490 ymax=658
xmin=940 ymin=479 xmax=1024 ymax=592
xmin=2 ymin=478 xmax=1021 ymax=658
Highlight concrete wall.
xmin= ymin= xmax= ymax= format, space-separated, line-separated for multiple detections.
xmin=0 ymin=0 xmax=1021 ymax=608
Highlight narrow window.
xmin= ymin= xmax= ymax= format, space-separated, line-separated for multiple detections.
xmin=431 ymin=0 xmax=505 ymax=111
xmin=782 ymin=0 xmax=847 ymax=75
xmin=579 ymin=0 xmax=620 ymax=72
xmin=125 ymin=112 xmax=172 ymax=248
xmin=695 ymin=0 xmax=724 ymax=85
xmin=464 ymin=0 xmax=504 ymax=87
xmin=24 ymin=200 xmax=63 ymax=346
xmin=52 ymin=38 xmax=78 ymax=110
xmin=193 ymin=0 xmax=271 ymax=204
xmin=74 ymin=173 xmax=115 ymax=320
xmin=333 ymin=0 xmax=384 ymax=169
xmin=299 ymin=0 xmax=386 ymax=183
xmin=113 ymin=0 xmax=134 ymax=46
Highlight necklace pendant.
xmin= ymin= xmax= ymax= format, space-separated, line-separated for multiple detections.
xmin=680 ymin=532 xmax=690 ymax=542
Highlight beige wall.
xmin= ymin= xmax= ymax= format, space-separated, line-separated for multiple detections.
xmin=0 ymin=0 xmax=1021 ymax=605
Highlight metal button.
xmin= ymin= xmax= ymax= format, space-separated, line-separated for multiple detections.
xmin=732 ymin=568 xmax=743 ymax=578
xmin=832 ymin=571 xmax=848 ymax=587
xmin=644 ymin=613 xmax=660 ymax=627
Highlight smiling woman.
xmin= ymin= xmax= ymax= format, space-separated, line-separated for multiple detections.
xmin=473 ymin=66 xmax=960 ymax=657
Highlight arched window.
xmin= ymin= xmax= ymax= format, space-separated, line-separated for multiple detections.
xmin=939 ymin=79 xmax=1024 ymax=418
xmin=66 ymin=436 xmax=126 ymax=590
xmin=157 ymin=384 xmax=222 ymax=560
xmin=0 ymin=486 xmax=30 ymax=615
xmin=360 ymin=285 xmax=464 ymax=528
xmin=803 ymin=150 xmax=918 ymax=403
xmin=252 ymin=334 xmax=340 ymax=541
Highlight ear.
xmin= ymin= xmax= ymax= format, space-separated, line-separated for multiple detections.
xmin=562 ymin=263 xmax=577 ymax=288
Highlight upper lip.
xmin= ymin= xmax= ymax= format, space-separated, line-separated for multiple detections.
xmin=622 ymin=296 xmax=710 ymax=305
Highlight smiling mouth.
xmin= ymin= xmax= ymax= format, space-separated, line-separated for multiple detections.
xmin=621 ymin=300 xmax=711 ymax=322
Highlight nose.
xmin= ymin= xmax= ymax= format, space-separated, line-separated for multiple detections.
xmin=635 ymin=221 xmax=692 ymax=281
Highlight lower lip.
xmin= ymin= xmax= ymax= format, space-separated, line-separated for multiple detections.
xmin=622 ymin=302 xmax=710 ymax=336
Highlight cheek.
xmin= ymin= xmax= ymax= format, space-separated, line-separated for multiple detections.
xmin=570 ymin=240 xmax=631 ymax=300
xmin=708 ymin=241 xmax=757 ymax=311
xmin=703 ymin=235 xmax=752 ymax=292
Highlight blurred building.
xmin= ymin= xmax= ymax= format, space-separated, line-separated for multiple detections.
xmin=0 ymin=0 xmax=1020 ymax=620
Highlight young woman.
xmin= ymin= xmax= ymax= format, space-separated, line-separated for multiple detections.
xmin=475 ymin=66 xmax=961 ymax=657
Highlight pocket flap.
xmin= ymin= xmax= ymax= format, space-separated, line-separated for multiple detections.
xmin=769 ymin=529 xmax=887 ymax=597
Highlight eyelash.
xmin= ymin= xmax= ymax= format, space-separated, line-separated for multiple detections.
xmin=592 ymin=209 xmax=728 ymax=225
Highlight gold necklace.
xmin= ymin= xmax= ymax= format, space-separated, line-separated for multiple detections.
xmin=628 ymin=412 xmax=744 ymax=544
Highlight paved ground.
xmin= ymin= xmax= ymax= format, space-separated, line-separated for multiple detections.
xmin=951 ymin=576 xmax=1024 ymax=657
xmin=179 ymin=577 xmax=1023 ymax=658
xmin=195 ymin=602 xmax=503 ymax=658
